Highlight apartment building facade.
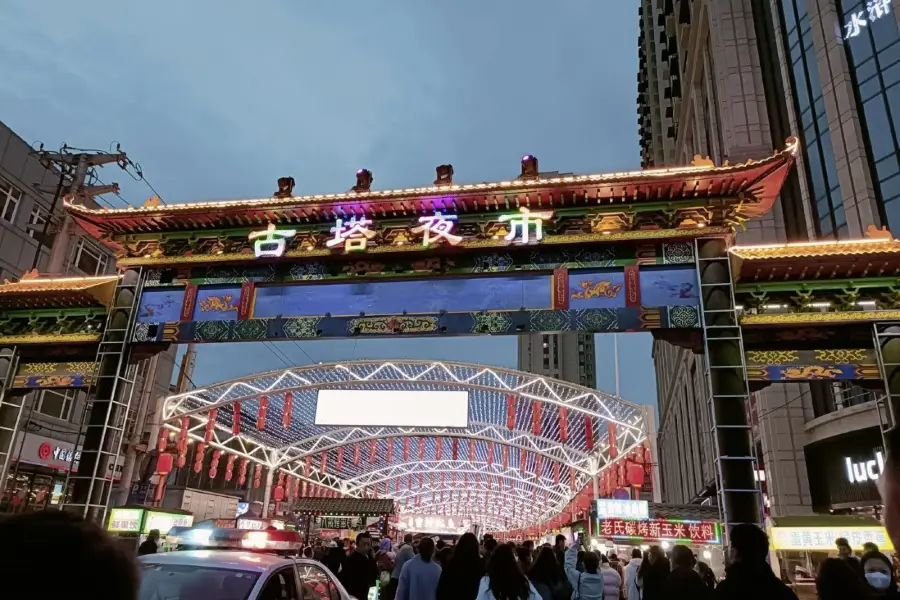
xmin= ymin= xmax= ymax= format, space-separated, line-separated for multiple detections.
xmin=517 ymin=333 xmax=597 ymax=389
xmin=641 ymin=0 xmax=900 ymax=517
xmin=0 ymin=121 xmax=177 ymax=511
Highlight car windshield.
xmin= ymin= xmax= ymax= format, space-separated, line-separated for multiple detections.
xmin=139 ymin=563 xmax=260 ymax=600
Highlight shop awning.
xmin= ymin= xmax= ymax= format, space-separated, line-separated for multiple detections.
xmin=767 ymin=514 xmax=891 ymax=552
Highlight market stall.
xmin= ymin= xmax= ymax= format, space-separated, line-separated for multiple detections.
xmin=592 ymin=501 xmax=725 ymax=577
xmin=293 ymin=497 xmax=395 ymax=544
xmin=767 ymin=514 xmax=893 ymax=598
xmin=106 ymin=505 xmax=194 ymax=552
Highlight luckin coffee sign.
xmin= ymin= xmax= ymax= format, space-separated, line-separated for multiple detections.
xmin=845 ymin=451 xmax=885 ymax=484
xmin=805 ymin=426 xmax=885 ymax=509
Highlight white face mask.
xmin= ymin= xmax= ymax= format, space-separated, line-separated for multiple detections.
xmin=866 ymin=571 xmax=892 ymax=590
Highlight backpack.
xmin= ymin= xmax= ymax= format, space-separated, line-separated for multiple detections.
xmin=376 ymin=551 xmax=395 ymax=573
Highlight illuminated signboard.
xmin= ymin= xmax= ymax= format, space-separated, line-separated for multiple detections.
xmin=595 ymin=499 xmax=649 ymax=521
xmin=249 ymin=209 xmax=555 ymax=258
xmin=316 ymin=516 xmax=360 ymax=530
xmin=315 ymin=389 xmax=469 ymax=428
xmin=845 ymin=451 xmax=884 ymax=484
xmin=397 ymin=514 xmax=472 ymax=535
xmin=844 ymin=1 xmax=893 ymax=39
xmin=770 ymin=526 xmax=893 ymax=552
xmin=143 ymin=511 xmax=194 ymax=535
xmin=599 ymin=518 xmax=721 ymax=544
xmin=107 ymin=508 xmax=144 ymax=533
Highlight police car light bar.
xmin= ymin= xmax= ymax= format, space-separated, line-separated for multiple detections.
xmin=169 ymin=527 xmax=302 ymax=553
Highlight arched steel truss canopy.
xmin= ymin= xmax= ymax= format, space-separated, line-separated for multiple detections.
xmin=161 ymin=361 xmax=649 ymax=531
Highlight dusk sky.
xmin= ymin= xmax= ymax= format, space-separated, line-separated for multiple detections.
xmin=0 ymin=0 xmax=656 ymax=406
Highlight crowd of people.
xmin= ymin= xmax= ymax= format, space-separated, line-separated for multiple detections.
xmin=5 ymin=495 xmax=900 ymax=599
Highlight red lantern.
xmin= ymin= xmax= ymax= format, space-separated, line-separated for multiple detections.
xmin=418 ymin=438 xmax=424 ymax=461
xmin=305 ymin=456 xmax=312 ymax=477
xmin=627 ymin=461 xmax=644 ymax=488
xmin=469 ymin=438 xmax=475 ymax=461
xmin=435 ymin=437 xmax=442 ymax=461
xmin=257 ymin=396 xmax=268 ymax=430
xmin=193 ymin=443 xmax=206 ymax=473
xmin=354 ymin=443 xmax=361 ymax=466
xmin=487 ymin=441 xmax=493 ymax=465
xmin=403 ymin=437 xmax=410 ymax=461
xmin=157 ymin=452 xmax=174 ymax=475
xmin=224 ymin=453 xmax=235 ymax=482
xmin=553 ymin=461 xmax=560 ymax=485
xmin=282 ymin=391 xmax=293 ymax=428
xmin=520 ymin=449 xmax=527 ymax=474
xmin=208 ymin=449 xmax=222 ymax=479
xmin=584 ymin=416 xmax=594 ymax=451
xmin=157 ymin=427 xmax=169 ymax=453
xmin=452 ymin=438 xmax=459 ymax=460
xmin=178 ymin=416 xmax=189 ymax=451
xmin=532 ymin=401 xmax=541 ymax=436
xmin=253 ymin=465 xmax=262 ymax=489
xmin=369 ymin=439 xmax=377 ymax=463
xmin=176 ymin=449 xmax=187 ymax=469
xmin=337 ymin=447 xmax=344 ymax=471
xmin=503 ymin=446 xmax=509 ymax=470
xmin=204 ymin=408 xmax=218 ymax=443
xmin=386 ymin=439 xmax=393 ymax=462
xmin=607 ymin=423 xmax=617 ymax=458
xmin=238 ymin=458 xmax=249 ymax=486
xmin=507 ymin=395 xmax=516 ymax=429
xmin=232 ymin=402 xmax=241 ymax=435
xmin=320 ymin=452 xmax=327 ymax=474
xmin=273 ymin=486 xmax=284 ymax=502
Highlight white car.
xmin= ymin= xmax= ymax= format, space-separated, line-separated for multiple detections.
xmin=138 ymin=550 xmax=356 ymax=600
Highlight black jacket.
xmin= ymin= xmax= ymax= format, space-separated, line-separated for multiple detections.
xmin=339 ymin=551 xmax=378 ymax=600
xmin=714 ymin=562 xmax=799 ymax=600
xmin=137 ymin=539 xmax=158 ymax=556
xmin=638 ymin=558 xmax=670 ymax=600
xmin=436 ymin=558 xmax=484 ymax=600
xmin=662 ymin=567 xmax=713 ymax=600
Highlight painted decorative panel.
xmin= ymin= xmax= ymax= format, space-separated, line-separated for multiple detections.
xmin=638 ymin=266 xmax=699 ymax=307
xmin=137 ymin=289 xmax=185 ymax=323
xmin=192 ymin=286 xmax=243 ymax=321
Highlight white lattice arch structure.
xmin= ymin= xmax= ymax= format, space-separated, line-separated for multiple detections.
xmin=161 ymin=360 xmax=650 ymax=531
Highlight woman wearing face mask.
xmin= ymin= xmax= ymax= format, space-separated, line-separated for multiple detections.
xmin=862 ymin=551 xmax=900 ymax=598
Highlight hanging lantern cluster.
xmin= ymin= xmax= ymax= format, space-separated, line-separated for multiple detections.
xmin=253 ymin=464 xmax=262 ymax=489
xmin=256 ymin=396 xmax=268 ymax=430
xmin=225 ymin=454 xmax=235 ymax=482
xmin=193 ymin=443 xmax=206 ymax=473
xmin=209 ymin=449 xmax=222 ymax=479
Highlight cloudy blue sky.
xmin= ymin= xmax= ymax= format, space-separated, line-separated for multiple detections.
xmin=0 ymin=0 xmax=656 ymax=405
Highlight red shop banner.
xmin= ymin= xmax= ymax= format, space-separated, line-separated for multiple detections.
xmin=599 ymin=518 xmax=721 ymax=544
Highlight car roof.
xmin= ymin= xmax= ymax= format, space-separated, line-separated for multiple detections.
xmin=138 ymin=550 xmax=294 ymax=573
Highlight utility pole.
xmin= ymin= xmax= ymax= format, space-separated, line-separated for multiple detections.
xmin=30 ymin=145 xmax=125 ymax=274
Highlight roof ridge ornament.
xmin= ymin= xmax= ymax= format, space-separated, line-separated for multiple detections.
xmin=690 ymin=155 xmax=715 ymax=168
xmin=142 ymin=195 xmax=161 ymax=208
xmin=866 ymin=224 xmax=894 ymax=240
xmin=19 ymin=268 xmax=40 ymax=281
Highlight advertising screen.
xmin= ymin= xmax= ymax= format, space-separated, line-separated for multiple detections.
xmin=315 ymin=390 xmax=469 ymax=428
xmin=107 ymin=508 xmax=144 ymax=533
xmin=143 ymin=511 xmax=194 ymax=534
xmin=804 ymin=426 xmax=884 ymax=510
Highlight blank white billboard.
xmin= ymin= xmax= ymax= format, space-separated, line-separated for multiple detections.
xmin=314 ymin=390 xmax=469 ymax=428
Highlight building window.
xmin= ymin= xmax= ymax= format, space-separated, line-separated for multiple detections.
xmin=841 ymin=0 xmax=900 ymax=231
xmin=780 ymin=0 xmax=847 ymax=238
xmin=72 ymin=238 xmax=108 ymax=275
xmin=0 ymin=177 xmax=22 ymax=224
xmin=34 ymin=389 xmax=77 ymax=421
xmin=27 ymin=205 xmax=48 ymax=239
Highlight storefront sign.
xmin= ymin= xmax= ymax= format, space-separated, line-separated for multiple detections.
xmin=595 ymin=499 xmax=649 ymax=520
xmin=143 ymin=511 xmax=194 ymax=535
xmin=599 ymin=518 xmax=721 ymax=544
xmin=397 ymin=514 xmax=472 ymax=535
xmin=108 ymin=508 xmax=143 ymax=533
xmin=805 ymin=426 xmax=884 ymax=509
xmin=14 ymin=432 xmax=123 ymax=479
xmin=316 ymin=516 xmax=359 ymax=530
xmin=770 ymin=526 xmax=893 ymax=552
xmin=845 ymin=452 xmax=884 ymax=483
xmin=844 ymin=1 xmax=893 ymax=39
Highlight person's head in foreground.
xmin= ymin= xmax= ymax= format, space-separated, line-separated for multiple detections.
xmin=816 ymin=558 xmax=871 ymax=600
xmin=355 ymin=532 xmax=371 ymax=555
xmin=417 ymin=537 xmax=435 ymax=562
xmin=670 ymin=545 xmax=695 ymax=570
xmin=862 ymin=551 xmax=898 ymax=595
xmin=728 ymin=523 xmax=770 ymax=565
xmin=555 ymin=534 xmax=566 ymax=552
xmin=487 ymin=544 xmax=532 ymax=598
xmin=864 ymin=542 xmax=880 ymax=554
xmin=583 ymin=550 xmax=600 ymax=574
xmin=0 ymin=511 xmax=138 ymax=600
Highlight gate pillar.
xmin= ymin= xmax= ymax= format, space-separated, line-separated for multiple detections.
xmin=0 ymin=346 xmax=20 ymax=498
xmin=696 ymin=238 xmax=761 ymax=542
xmin=62 ymin=269 xmax=143 ymax=524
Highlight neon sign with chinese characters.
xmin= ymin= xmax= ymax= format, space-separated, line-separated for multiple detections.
xmin=247 ymin=209 xmax=554 ymax=257
xmin=844 ymin=0 xmax=893 ymax=39
xmin=595 ymin=499 xmax=650 ymax=520
xmin=598 ymin=518 xmax=721 ymax=544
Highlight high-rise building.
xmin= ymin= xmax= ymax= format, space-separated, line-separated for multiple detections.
xmin=517 ymin=333 xmax=596 ymax=389
xmin=641 ymin=0 xmax=899 ymax=517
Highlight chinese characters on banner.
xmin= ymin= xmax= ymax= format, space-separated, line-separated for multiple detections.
xmin=248 ymin=208 xmax=554 ymax=258
xmin=844 ymin=0 xmax=893 ymax=39
xmin=599 ymin=518 xmax=721 ymax=544
xmin=315 ymin=516 xmax=360 ymax=530
xmin=770 ymin=527 xmax=891 ymax=552
xmin=107 ymin=508 xmax=143 ymax=533
xmin=595 ymin=499 xmax=650 ymax=520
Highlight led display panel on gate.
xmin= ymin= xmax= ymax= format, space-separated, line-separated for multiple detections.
xmin=314 ymin=389 xmax=469 ymax=428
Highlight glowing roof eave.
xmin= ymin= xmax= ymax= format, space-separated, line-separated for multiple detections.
xmin=65 ymin=139 xmax=798 ymax=237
